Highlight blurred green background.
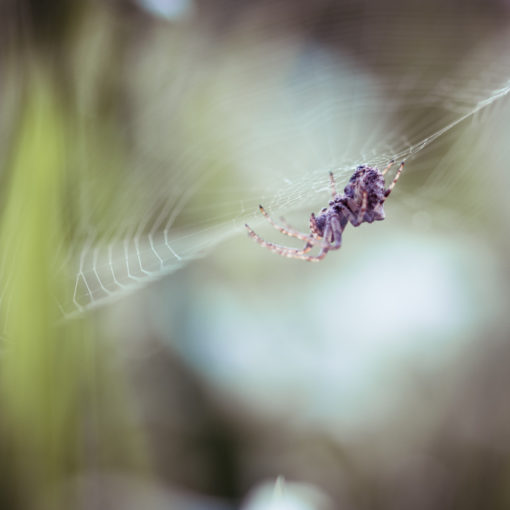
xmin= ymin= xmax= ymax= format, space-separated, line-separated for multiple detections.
xmin=1 ymin=1 xmax=510 ymax=509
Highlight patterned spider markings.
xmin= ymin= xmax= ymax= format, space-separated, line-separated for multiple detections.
xmin=245 ymin=160 xmax=404 ymax=261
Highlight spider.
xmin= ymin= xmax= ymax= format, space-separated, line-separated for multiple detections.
xmin=245 ymin=160 xmax=404 ymax=261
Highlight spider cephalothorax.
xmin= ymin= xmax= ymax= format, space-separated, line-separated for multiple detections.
xmin=245 ymin=160 xmax=404 ymax=261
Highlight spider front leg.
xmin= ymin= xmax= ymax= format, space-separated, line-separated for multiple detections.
xmin=245 ymin=224 xmax=315 ymax=256
xmin=245 ymin=221 xmax=332 ymax=262
xmin=287 ymin=222 xmax=332 ymax=261
xmin=382 ymin=161 xmax=404 ymax=201
xmin=277 ymin=247 xmax=330 ymax=262
xmin=258 ymin=205 xmax=322 ymax=246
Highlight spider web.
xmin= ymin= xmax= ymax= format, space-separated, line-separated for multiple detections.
xmin=34 ymin=6 xmax=510 ymax=315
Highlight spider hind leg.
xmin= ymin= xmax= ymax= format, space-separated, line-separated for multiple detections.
xmin=329 ymin=171 xmax=338 ymax=197
xmin=382 ymin=159 xmax=395 ymax=176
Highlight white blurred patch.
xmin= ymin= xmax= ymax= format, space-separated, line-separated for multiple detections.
xmin=136 ymin=0 xmax=194 ymax=20
xmin=155 ymin=230 xmax=504 ymax=436
xmin=242 ymin=477 xmax=332 ymax=510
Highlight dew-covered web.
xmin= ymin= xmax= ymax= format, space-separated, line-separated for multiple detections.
xmin=66 ymin=7 xmax=510 ymax=316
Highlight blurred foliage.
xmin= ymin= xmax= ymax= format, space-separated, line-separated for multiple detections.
xmin=0 ymin=55 xmax=147 ymax=510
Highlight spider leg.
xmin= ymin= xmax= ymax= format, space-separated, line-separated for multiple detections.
xmin=245 ymin=223 xmax=331 ymax=262
xmin=282 ymin=248 xmax=329 ymax=262
xmin=382 ymin=159 xmax=395 ymax=176
xmin=358 ymin=190 xmax=368 ymax=223
xmin=348 ymin=191 xmax=368 ymax=227
xmin=328 ymin=171 xmax=337 ymax=197
xmin=245 ymin=224 xmax=314 ymax=256
xmin=279 ymin=215 xmax=321 ymax=243
xmin=382 ymin=161 xmax=404 ymax=201
xmin=284 ymin=223 xmax=332 ymax=261
xmin=329 ymin=216 xmax=344 ymax=250
xmin=258 ymin=205 xmax=322 ymax=245
xmin=309 ymin=213 xmax=323 ymax=240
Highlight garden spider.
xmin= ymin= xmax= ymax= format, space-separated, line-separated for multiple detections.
xmin=245 ymin=160 xmax=404 ymax=261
